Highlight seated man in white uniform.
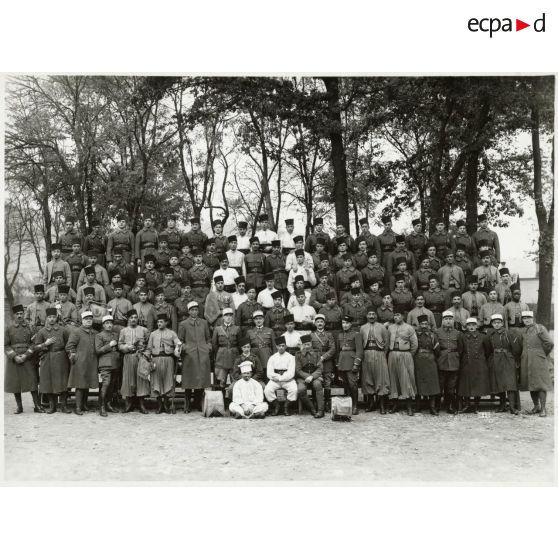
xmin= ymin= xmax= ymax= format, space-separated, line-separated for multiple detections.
xmin=264 ymin=335 xmax=297 ymax=416
xmin=229 ymin=361 xmax=269 ymax=419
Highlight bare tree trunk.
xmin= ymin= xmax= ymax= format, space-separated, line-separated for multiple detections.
xmin=465 ymin=149 xmax=480 ymax=235
xmin=322 ymin=77 xmax=350 ymax=230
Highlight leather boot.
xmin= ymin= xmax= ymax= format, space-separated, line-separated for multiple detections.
xmin=156 ymin=397 xmax=164 ymax=414
xmin=379 ymin=396 xmax=386 ymax=415
xmin=138 ymin=397 xmax=149 ymax=414
xmin=283 ymin=400 xmax=291 ymax=416
xmin=539 ymin=391 xmax=547 ymax=417
xmin=406 ymin=399 xmax=414 ymax=416
xmin=123 ymin=397 xmax=134 ymax=413
xmin=429 ymin=396 xmax=438 ymax=416
xmin=324 ymin=389 xmax=331 ymax=412
xmin=99 ymin=382 xmax=108 ymax=417
xmin=31 ymin=391 xmax=45 ymax=413
xmin=365 ymin=394 xmax=376 ymax=412
xmin=529 ymin=391 xmax=541 ymax=414
xmin=388 ymin=399 xmax=397 ymax=414
xmin=163 ymin=395 xmax=172 ymax=414
xmin=60 ymin=392 xmax=72 ymax=413
xmin=415 ymin=395 xmax=422 ymax=412
xmin=351 ymin=388 xmax=359 ymax=415
xmin=458 ymin=397 xmax=469 ymax=414
xmin=46 ymin=394 xmax=57 ymax=414
xmin=184 ymin=390 xmax=191 ymax=413
xmin=105 ymin=381 xmax=120 ymax=413
xmin=314 ymin=389 xmax=325 ymax=418
xmin=74 ymin=389 xmax=84 ymax=416
xmin=82 ymin=389 xmax=90 ymax=412
xmin=495 ymin=393 xmax=506 ymax=412
xmin=447 ymin=394 xmax=457 ymax=414
xmin=302 ymin=397 xmax=316 ymax=416
xmin=509 ymin=391 xmax=519 ymax=415
xmin=14 ymin=393 xmax=23 ymax=414
xmin=271 ymin=400 xmax=280 ymax=416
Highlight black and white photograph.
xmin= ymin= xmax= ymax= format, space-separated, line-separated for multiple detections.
xmin=2 ymin=74 xmax=555 ymax=483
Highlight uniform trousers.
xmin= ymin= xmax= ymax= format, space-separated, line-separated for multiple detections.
xmin=297 ymin=378 xmax=324 ymax=409
xmin=229 ymin=401 xmax=269 ymax=417
xmin=438 ymin=370 xmax=459 ymax=396
xmin=264 ymin=379 xmax=297 ymax=402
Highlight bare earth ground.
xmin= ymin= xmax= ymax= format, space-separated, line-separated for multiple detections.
xmin=3 ymin=392 xmax=554 ymax=483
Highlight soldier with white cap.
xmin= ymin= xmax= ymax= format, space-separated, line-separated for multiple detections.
xmin=247 ymin=309 xmax=276 ymax=370
xmin=435 ymin=310 xmax=462 ymax=413
xmin=65 ymin=310 xmax=99 ymax=415
xmin=229 ymin=361 xmax=269 ymax=418
xmin=264 ymin=336 xmax=298 ymax=416
xmin=519 ymin=310 xmax=553 ymax=417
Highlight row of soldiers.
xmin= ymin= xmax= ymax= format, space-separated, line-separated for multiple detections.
xmin=4 ymin=302 xmax=553 ymax=419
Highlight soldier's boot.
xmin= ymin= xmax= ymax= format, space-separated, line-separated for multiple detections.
xmin=365 ymin=394 xmax=376 ymax=413
xmin=195 ymin=389 xmax=204 ymax=411
xmin=105 ymin=382 xmax=120 ymax=413
xmin=82 ymin=389 xmax=90 ymax=412
xmin=123 ymin=397 xmax=134 ymax=413
xmin=31 ymin=391 xmax=45 ymax=413
xmin=41 ymin=393 xmax=49 ymax=407
xmin=138 ymin=397 xmax=149 ymax=414
xmin=458 ymin=397 xmax=470 ymax=414
xmin=302 ymin=396 xmax=316 ymax=417
xmin=471 ymin=397 xmax=480 ymax=414
xmin=539 ymin=391 xmax=547 ymax=418
xmin=379 ymin=395 xmax=386 ymax=415
xmin=406 ymin=398 xmax=414 ymax=416
xmin=184 ymin=390 xmax=191 ymax=414
xmin=324 ymin=389 xmax=331 ymax=413
xmin=351 ymin=388 xmax=359 ymax=415
xmin=529 ymin=391 xmax=541 ymax=414
xmin=495 ymin=392 xmax=506 ymax=412
xmin=163 ymin=395 xmax=172 ymax=414
xmin=59 ymin=392 xmax=72 ymax=414
xmin=447 ymin=394 xmax=457 ymax=415
xmin=429 ymin=396 xmax=439 ymax=416
xmin=314 ymin=389 xmax=325 ymax=418
xmin=14 ymin=393 xmax=23 ymax=414
xmin=73 ymin=389 xmax=84 ymax=416
xmin=156 ymin=397 xmax=164 ymax=414
xmin=415 ymin=395 xmax=422 ymax=412
xmin=283 ymin=400 xmax=292 ymax=416
xmin=270 ymin=400 xmax=280 ymax=416
xmin=508 ymin=391 xmax=519 ymax=415
xmin=99 ymin=381 xmax=109 ymax=417
xmin=46 ymin=394 xmax=57 ymax=414
xmin=388 ymin=399 xmax=398 ymax=414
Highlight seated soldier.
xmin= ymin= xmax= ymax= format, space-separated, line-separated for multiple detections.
xmin=264 ymin=335 xmax=297 ymax=416
xmin=229 ymin=361 xmax=269 ymax=419
xmin=46 ymin=270 xmax=77 ymax=303
xmin=295 ymin=334 xmax=325 ymax=418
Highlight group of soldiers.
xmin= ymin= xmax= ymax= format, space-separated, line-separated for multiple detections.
xmin=4 ymin=212 xmax=554 ymax=419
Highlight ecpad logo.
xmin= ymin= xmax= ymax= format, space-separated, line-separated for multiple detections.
xmin=468 ymin=13 xmax=546 ymax=37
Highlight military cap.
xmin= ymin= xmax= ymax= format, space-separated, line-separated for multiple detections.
xmin=442 ymin=310 xmax=454 ymax=318
xmin=257 ymin=214 xmax=269 ymax=222
xmin=283 ymin=314 xmax=295 ymax=324
xmin=34 ymin=284 xmax=45 ymax=293
xmin=271 ymin=290 xmax=283 ymax=300
xmin=212 ymin=220 xmax=222 ymax=227
xmin=293 ymin=235 xmax=304 ymax=243
xmin=154 ymin=286 xmax=164 ymax=295
xmin=478 ymin=214 xmax=488 ymax=222
xmin=264 ymin=272 xmax=274 ymax=281
xmin=46 ymin=308 xmax=58 ymax=317
xmin=58 ymin=285 xmax=70 ymax=294
xmin=341 ymin=315 xmax=353 ymax=322
xmin=271 ymin=239 xmax=281 ymax=247
xmin=112 ymin=282 xmax=124 ymax=290
xmin=191 ymin=248 xmax=203 ymax=256
xmin=227 ymin=235 xmax=237 ymax=242
xmin=126 ymin=309 xmax=138 ymax=318
xmin=417 ymin=314 xmax=429 ymax=324
xmin=351 ymin=287 xmax=361 ymax=295
xmin=381 ymin=215 xmax=392 ymax=224
xmin=252 ymin=309 xmax=264 ymax=318
xmin=83 ymin=287 xmax=95 ymax=296
xmin=456 ymin=219 xmax=466 ymax=228
xmin=499 ymin=268 xmax=510 ymax=276
xmin=317 ymin=269 xmax=328 ymax=278
xmin=294 ymin=275 xmax=304 ymax=283
xmin=313 ymin=217 xmax=324 ymax=225
xmin=295 ymin=249 xmax=305 ymax=257
xmin=276 ymin=335 xmax=286 ymax=345
xmin=156 ymin=313 xmax=169 ymax=321
xmin=249 ymin=236 xmax=260 ymax=244
xmin=411 ymin=218 xmax=421 ymax=226
xmin=159 ymin=234 xmax=169 ymax=242
xmin=187 ymin=301 xmax=199 ymax=310
xmin=116 ymin=213 xmax=127 ymax=222
xmin=285 ymin=218 xmax=294 ymax=226
xmin=222 ymin=308 xmax=234 ymax=316
xmin=213 ymin=275 xmax=224 ymax=283
xmin=237 ymin=221 xmax=248 ymax=229
xmin=102 ymin=315 xmax=113 ymax=323
xmin=300 ymin=334 xmax=312 ymax=344
xmin=235 ymin=276 xmax=246 ymax=285
xmin=12 ymin=304 xmax=24 ymax=313
xmin=52 ymin=271 xmax=64 ymax=278
xmin=394 ymin=273 xmax=405 ymax=282
xmin=144 ymin=254 xmax=157 ymax=263
xmin=81 ymin=310 xmax=93 ymax=319
xmin=395 ymin=234 xmax=405 ymax=243
xmin=466 ymin=317 xmax=478 ymax=324
xmin=190 ymin=217 xmax=200 ymax=224
xmin=51 ymin=243 xmax=62 ymax=251
xmin=359 ymin=218 xmax=369 ymax=225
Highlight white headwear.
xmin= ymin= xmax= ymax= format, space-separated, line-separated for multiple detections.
xmin=187 ymin=301 xmax=199 ymax=310
xmin=521 ymin=310 xmax=534 ymax=318
xmin=102 ymin=315 xmax=113 ymax=323
xmin=239 ymin=361 xmax=254 ymax=373
xmin=222 ymin=308 xmax=234 ymax=316
xmin=490 ymin=314 xmax=504 ymax=321
xmin=466 ymin=317 xmax=478 ymax=324
xmin=442 ymin=310 xmax=454 ymax=318
xmin=81 ymin=311 xmax=93 ymax=319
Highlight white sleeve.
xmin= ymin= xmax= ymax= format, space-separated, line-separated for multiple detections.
xmin=282 ymin=353 xmax=296 ymax=381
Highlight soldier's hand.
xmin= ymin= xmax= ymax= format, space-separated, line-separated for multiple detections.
xmin=305 ymin=376 xmax=313 ymax=384
xmin=109 ymin=340 xmax=118 ymax=347
xmin=69 ymin=353 xmax=77 ymax=364
xmin=14 ymin=355 xmax=24 ymax=364
xmin=45 ymin=337 xmax=57 ymax=346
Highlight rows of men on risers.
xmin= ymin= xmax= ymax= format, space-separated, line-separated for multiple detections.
xmin=5 ymin=301 xmax=552 ymax=420
xmin=37 ymin=210 xmax=511 ymax=335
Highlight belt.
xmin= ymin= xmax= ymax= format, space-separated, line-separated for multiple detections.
xmin=287 ymin=347 xmax=300 ymax=354
xmin=341 ymin=347 xmax=354 ymax=351
xmin=114 ymin=243 xmax=130 ymax=249
xmin=152 ymin=354 xmax=173 ymax=358
xmin=141 ymin=242 xmax=155 ymax=248
xmin=191 ymin=281 xmax=207 ymax=287
xmin=508 ymin=323 xmax=524 ymax=328
xmin=114 ymin=320 xmax=126 ymax=326
xmin=493 ymin=349 xmax=512 ymax=354
xmin=11 ymin=344 xmax=30 ymax=350
xmin=418 ymin=348 xmax=432 ymax=354
xmin=274 ymin=369 xmax=286 ymax=374
xmin=364 ymin=346 xmax=383 ymax=351
xmin=71 ymin=266 xmax=82 ymax=271
xmin=391 ymin=349 xmax=410 ymax=352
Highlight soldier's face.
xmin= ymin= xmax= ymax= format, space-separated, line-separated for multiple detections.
xmin=295 ymin=241 xmax=304 ymax=249
xmin=384 ymin=221 xmax=392 ymax=230
xmin=396 ymin=241 xmax=405 ymax=249
xmin=14 ymin=311 xmax=24 ymax=322
xmin=488 ymin=291 xmax=497 ymax=302
xmin=65 ymin=222 xmax=74 ymax=231
xmin=193 ymin=255 xmax=203 ymax=264
xmin=139 ymin=293 xmax=148 ymax=302
xmin=241 ymin=370 xmax=252 ymax=381
xmin=383 ymin=295 xmax=392 ymax=305
xmin=238 ymin=228 xmax=247 ymax=236
xmin=103 ymin=321 xmax=113 ymax=331
xmin=170 ymin=258 xmax=179 ymax=266
xmin=114 ymin=254 xmax=123 ymax=263
xmin=214 ymin=225 xmax=223 ymax=235
xmin=59 ymin=294 xmax=68 ymax=303
xmin=326 ymin=298 xmax=336 ymax=307
xmin=241 ymin=344 xmax=251 ymax=354
xmin=46 ymin=315 xmax=57 ymax=326
xmin=254 ymin=316 xmax=264 ymax=327
xmin=429 ymin=279 xmax=438 ymax=290
xmin=118 ymin=220 xmax=126 ymax=228
xmin=129 ymin=315 xmax=138 ymax=326
xmin=296 ymin=256 xmax=304 ymax=265
xmin=501 ymin=274 xmax=510 ymax=282
xmin=286 ymin=225 xmax=294 ymax=233
xmin=415 ymin=296 xmax=425 ymax=307
xmin=88 ymin=257 xmax=97 ymax=265
xmin=297 ymin=294 xmax=306 ymax=305
xmin=144 ymin=219 xmax=152 ymax=228
xmin=137 ymin=278 xmax=146 ymax=287
xmin=251 ymin=242 xmax=260 ymax=251
xmin=215 ymin=281 xmax=224 ymax=291
xmin=394 ymin=313 xmax=403 ymax=323
xmin=413 ymin=224 xmax=422 ymax=233
xmin=367 ymin=311 xmax=376 ymax=323
xmin=358 ymin=241 xmax=367 ymax=252
xmin=492 ymin=319 xmax=504 ymax=330
xmin=156 ymin=295 xmax=165 ymax=304
xmin=452 ymin=296 xmax=461 ymax=306
xmin=272 ymin=246 xmax=280 ymax=254
xmin=361 ymin=223 xmax=369 ymax=233
xmin=522 ymin=317 xmax=534 ymax=326
xmin=55 ymin=276 xmax=64 ymax=285
xmin=191 ymin=222 xmax=200 ymax=231
xmin=315 ymin=224 xmax=323 ymax=233
xmin=320 ymin=276 xmax=328 ymax=286
xmin=157 ymin=319 xmax=166 ymax=329
xmin=189 ymin=307 xmax=199 ymax=317
xmin=168 ymin=220 xmax=176 ymax=228
xmin=396 ymin=281 xmax=405 ymax=289
xmin=35 ymin=291 xmax=44 ymax=301
xmin=456 ymin=250 xmax=465 ymax=258
xmin=442 ymin=317 xmax=453 ymax=328
xmin=446 ymin=255 xmax=454 ymax=265
xmin=114 ymin=288 xmax=123 ymax=297
xmin=72 ymin=245 xmax=80 ymax=253
xmin=316 ymin=243 xmax=324 ymax=252
xmin=397 ymin=264 xmax=407 ymax=273
xmin=85 ymin=294 xmax=94 ymax=303
xmin=247 ymin=289 xmax=256 ymax=300
xmin=303 ymin=341 xmax=312 ymax=351
xmin=341 ymin=320 xmax=351 ymax=331
xmin=469 ymin=282 xmax=478 ymax=292
xmin=458 ymin=226 xmax=466 ymax=234
xmin=482 ymin=257 xmax=491 ymax=265
xmin=480 ymin=220 xmax=488 ymax=229
xmin=338 ymin=243 xmax=347 ymax=253
xmin=237 ymin=283 xmax=246 ymax=293
xmin=315 ymin=319 xmax=325 ymax=329
xmin=82 ymin=317 xmax=93 ymax=327
xmin=512 ymin=291 xmax=521 ymax=301
xmin=52 ymin=249 xmax=61 ymax=259
xmin=165 ymin=274 xmax=174 ymax=283
xmin=336 ymin=225 xmax=345 ymax=235
xmin=112 ymin=275 xmax=122 ymax=284
xmin=221 ymin=260 xmax=229 ymax=269
xmin=260 ymin=221 xmax=269 ymax=230
xmin=427 ymin=247 xmax=436 ymax=257
xmin=230 ymin=241 xmax=237 ymax=250
xmin=274 ymin=298 xmax=282 ymax=308
xmin=277 ymin=343 xmax=286 ymax=354
xmin=223 ymin=314 xmax=233 ymax=325
xmin=286 ymin=322 xmax=295 ymax=332
xmin=466 ymin=323 xmax=477 ymax=332
xmin=93 ymin=226 xmax=101 ymax=233
xmin=370 ymin=283 xmax=379 ymax=293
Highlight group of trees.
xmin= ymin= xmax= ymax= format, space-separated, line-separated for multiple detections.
xmin=4 ymin=75 xmax=554 ymax=325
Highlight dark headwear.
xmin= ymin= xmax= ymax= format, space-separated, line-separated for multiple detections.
xmin=257 ymin=214 xmax=269 ymax=222
xmin=12 ymin=304 xmax=24 ymax=313
xmin=295 ymin=249 xmax=305 ymax=257
xmin=87 ymin=250 xmax=99 ymax=257
xmin=381 ymin=215 xmax=392 ymax=224
xmin=144 ymin=254 xmax=157 ymax=263
xmin=235 ymin=276 xmax=246 ymax=285
xmin=428 ymin=274 xmax=438 ymax=281
xmin=238 ymin=221 xmax=248 ymax=229
xmin=395 ymin=234 xmax=405 ymax=243
xmin=191 ymin=248 xmax=203 ymax=256
xmin=411 ymin=218 xmax=421 ymax=226
xmin=283 ymin=314 xmax=295 ymax=324
xmin=317 ymin=269 xmax=328 ymax=278
xmin=271 ymin=239 xmax=281 ymax=247
xmin=359 ymin=218 xmax=368 ymax=225
xmin=90 ymin=219 xmax=100 ymax=227
xmin=214 ymin=275 xmax=224 ymax=283
xmin=294 ymin=274 xmax=304 ymax=283
xmin=212 ymin=220 xmax=222 ymax=227
xmin=293 ymin=235 xmax=304 ymax=243
xmin=479 ymin=249 xmax=490 ymax=258
xmin=300 ymin=334 xmax=312 ymax=344
xmin=190 ymin=217 xmax=200 ymax=224
xmin=112 ymin=282 xmax=123 ymax=290
xmin=394 ymin=273 xmax=405 ymax=282
xmin=456 ymin=219 xmax=466 ymax=228
xmin=58 ymin=285 xmax=70 ymax=294
xmin=116 ymin=213 xmax=127 ymax=222
xmin=313 ymin=217 xmax=324 ymax=225
xmin=478 ymin=214 xmax=488 ymax=222
xmin=34 ymin=284 xmax=45 ymax=293
xmin=285 ymin=218 xmax=294 ymax=226
xmin=83 ymin=287 xmax=95 ymax=296
xmin=159 ymin=234 xmax=169 ymax=242
xmin=342 ymin=315 xmax=353 ymax=323
xmin=264 ymin=272 xmax=274 ymax=281
xmin=417 ymin=314 xmax=429 ymax=324
xmin=499 ymin=267 xmax=510 ymax=276
xmin=154 ymin=286 xmax=164 ymax=295
xmin=271 ymin=291 xmax=283 ymax=300
xmin=351 ymin=287 xmax=360 ymax=295
xmin=156 ymin=313 xmax=168 ymax=321
xmin=51 ymin=243 xmax=62 ymax=251
xmin=276 ymin=335 xmax=286 ymax=345
xmin=468 ymin=275 xmax=479 ymax=284
xmin=127 ymin=309 xmax=139 ymax=318
xmin=52 ymin=271 xmax=64 ymax=278
xmin=249 ymin=236 xmax=260 ymax=245
xmin=227 ymin=235 xmax=237 ymax=242
xmin=46 ymin=308 xmax=58 ymax=317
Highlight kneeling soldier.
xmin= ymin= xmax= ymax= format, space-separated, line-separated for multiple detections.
xmin=295 ymin=334 xmax=325 ymax=418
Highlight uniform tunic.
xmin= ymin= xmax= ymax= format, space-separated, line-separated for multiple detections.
xmin=486 ymin=329 xmax=521 ymax=393
xmin=182 ymin=230 xmax=208 ymax=252
xmin=4 ymin=323 xmax=38 ymax=393
xmin=144 ymin=269 xmax=162 ymax=293
xmin=389 ymin=272 xmax=417 ymax=296
xmin=236 ymin=234 xmax=251 ymax=255
xmin=336 ymin=330 xmax=363 ymax=371
xmin=188 ymin=264 xmax=212 ymax=302
xmin=332 ymin=253 xmax=354 ymax=273
xmin=146 ymin=328 xmax=180 ymax=396
xmin=106 ymin=228 xmax=135 ymax=264
xmin=519 ymin=324 xmax=554 ymax=392
xmin=451 ymin=232 xmax=475 ymax=259
xmin=457 ymin=332 xmax=491 ymax=397
xmin=336 ymin=267 xmax=362 ymax=294
xmin=436 ymin=327 xmax=461 ymax=371
xmin=156 ymin=250 xmax=171 ymax=270
xmin=429 ymin=231 xmax=451 ymax=261
xmin=414 ymin=330 xmax=440 ymax=396
xmin=454 ymin=256 xmax=473 ymax=278
xmin=76 ymin=283 xmax=107 ymax=309
xmin=107 ymin=261 xmax=137 ymax=287
xmin=437 ymin=264 xmax=466 ymax=292
xmin=424 ymin=288 xmax=450 ymax=327
xmin=387 ymin=322 xmax=418 ymax=399
xmin=178 ymin=317 xmax=212 ymax=389
xmin=378 ymin=230 xmax=397 ymax=267
xmin=264 ymin=307 xmax=290 ymax=336
xmin=66 ymin=253 xmax=87 ymax=291
xmin=59 ymin=229 xmax=82 ymax=260
xmin=179 ymin=254 xmax=194 ymax=270
xmin=386 ymin=248 xmax=416 ymax=276
xmin=83 ymin=232 xmax=107 ymax=267
xmin=161 ymin=280 xmax=182 ymax=305
xmin=133 ymin=302 xmax=157 ymax=332
xmin=360 ymin=231 xmax=382 ymax=256
xmin=135 ymin=227 xmax=159 ymax=265
xmin=95 ymin=330 xmax=122 ymax=371
xmin=504 ymin=301 xmax=529 ymax=331
xmin=235 ymin=300 xmax=263 ymax=331
xmin=203 ymin=251 xmax=220 ymax=273
xmin=247 ymin=326 xmax=276 ymax=369
xmin=305 ymin=231 xmax=332 ymax=254
xmin=461 ymin=290 xmax=487 ymax=318
xmin=341 ymin=301 xmax=367 ymax=331
xmin=153 ymin=302 xmax=177 ymax=333
xmin=161 ymin=227 xmax=182 ymax=252
xmin=46 ymin=284 xmax=77 ymax=304
xmin=54 ymin=301 xmax=79 ymax=327
xmin=66 ymin=326 xmax=99 ymax=389
xmin=264 ymin=351 xmax=297 ymax=401
xmin=376 ymin=305 xmax=395 ymax=325
xmin=118 ymin=325 xmax=150 ymax=397
xmin=360 ymin=322 xmax=390 ymax=396
xmin=448 ymin=305 xmax=470 ymax=332
xmin=361 ymin=264 xmax=385 ymax=291
xmin=495 ymin=282 xmax=513 ymax=306
xmin=34 ymin=324 xmax=70 ymax=394
xmin=321 ymin=304 xmax=343 ymax=334
xmin=406 ymin=307 xmax=437 ymax=331
xmin=311 ymin=329 xmax=336 ymax=385
xmin=390 ymin=289 xmax=414 ymax=320
xmin=478 ymin=301 xmax=505 ymax=330
xmin=173 ymin=295 xmax=197 ymax=324
xmin=25 ymin=300 xmax=50 ymax=334
xmin=44 ymin=258 xmax=72 ymax=286
xmin=405 ymin=232 xmax=428 ymax=265
xmin=472 ymin=265 xmax=500 ymax=294
xmin=309 ymin=285 xmax=337 ymax=311
xmin=472 ymin=228 xmax=500 ymax=262
xmin=232 ymin=352 xmax=264 ymax=383
xmin=212 ymin=324 xmax=241 ymax=378
xmin=77 ymin=264 xmax=109 ymax=290
xmin=106 ymin=284 xmax=132 ymax=303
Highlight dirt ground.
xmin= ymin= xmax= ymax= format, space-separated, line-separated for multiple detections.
xmin=3 ymin=391 xmax=554 ymax=483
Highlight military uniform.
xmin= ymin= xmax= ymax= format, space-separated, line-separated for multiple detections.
xmin=457 ymin=331 xmax=491 ymax=398
xmin=311 ymin=329 xmax=336 ymax=389
xmin=309 ymin=284 xmax=337 ymax=311
xmin=174 ymin=295 xmax=197 ymax=324
xmin=106 ymin=228 xmax=135 ymax=264
xmin=212 ymin=323 xmax=240 ymax=384
xmin=386 ymin=248 xmax=416 ymax=276
xmin=247 ymin=326 xmax=276 ymax=369
xmin=107 ymin=261 xmax=136 ymax=287
xmin=454 ymin=255 xmax=473 ymax=277
xmin=156 ymin=248 xmax=172 ymax=270
xmin=341 ymin=301 xmax=368 ymax=331
xmin=83 ymin=232 xmax=107 ymax=267
xmin=321 ymin=304 xmax=343 ymax=335
xmin=264 ymin=253 xmax=289 ymax=291
xmin=295 ymin=348 xmax=325 ymax=414
xmin=436 ymin=325 xmax=461 ymax=406
xmin=161 ymin=280 xmax=182 ymax=305
xmin=154 ymin=302 xmax=178 ymax=332
xmin=264 ymin=307 xmax=290 ymax=337
xmin=423 ymin=288 xmax=450 ymax=327
xmin=182 ymin=230 xmax=208 ymax=252
xmin=378 ymin=230 xmax=397 ymax=267
xmin=361 ymin=264 xmax=385 ymax=292
xmin=54 ymin=300 xmax=79 ymax=327
xmin=305 ymin=231 xmax=332 ymax=254
xmin=336 ymin=329 xmax=363 ymax=407
xmin=162 ymin=228 xmax=182 ymax=252
xmin=4 ymin=322 xmax=38 ymax=394
xmin=59 ymin=229 xmax=82 ymax=260
xmin=336 ymin=267 xmax=362 ymax=295
xmin=135 ymin=227 xmax=159 ymax=265
xmin=188 ymin=264 xmax=212 ymax=303
xmin=144 ymin=269 xmax=162 ymax=293
xmin=461 ymin=290 xmax=487 ymax=318
xmin=429 ymin=231 xmax=451 ymax=261
xmin=133 ymin=301 xmax=157 ymax=332
xmin=245 ymin=251 xmax=266 ymax=291
xmin=472 ymin=228 xmax=500 ymax=263
xmin=451 ymin=232 xmax=475 ymax=259
xmin=203 ymin=251 xmax=220 ymax=273
xmin=24 ymin=300 xmax=50 ymax=334
xmin=44 ymin=258 xmax=72 ymax=287
xmin=66 ymin=253 xmax=87 ymax=291
xmin=34 ymin=323 xmax=71 ymax=395
xmin=360 ymin=231 xmax=382 ymax=255
xmin=213 ymin=234 xmax=229 ymax=260
xmin=405 ymin=232 xmax=428 ymax=265
xmin=235 ymin=300 xmax=263 ymax=332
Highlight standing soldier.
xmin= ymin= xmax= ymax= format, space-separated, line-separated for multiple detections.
xmin=82 ymin=219 xmax=107 ymax=267
xmin=146 ymin=313 xmax=182 ymax=414
xmin=435 ymin=310 xmax=461 ymax=413
xmin=390 ymin=275 xmax=414 ymax=322
xmin=212 ymin=219 xmax=229 ymax=260
xmin=188 ymin=248 xmax=212 ymax=306
xmin=406 ymin=218 xmax=428 ymax=266
xmin=54 ymin=285 xmax=79 ymax=327
xmin=337 ymin=315 xmax=363 ymax=415
xmin=46 ymin=271 xmax=77 ymax=303
xmin=424 ymin=244 xmax=442 ymax=272
xmin=264 ymin=291 xmax=290 ymax=337
xmin=486 ymin=314 xmax=522 ymax=415
xmin=331 ymin=238 xmax=353 ymax=273
xmin=153 ymin=287 xmax=178 ymax=332
xmin=76 ymin=250 xmax=109 ymax=289
xmin=212 ymin=308 xmax=241 ymax=391
xmin=305 ymin=217 xmax=332 ymax=254
xmin=169 ymin=252 xmax=188 ymax=285
xmin=135 ymin=215 xmax=159 ymax=269
xmin=133 ymin=289 xmax=157 ymax=332
xmin=279 ymin=218 xmax=296 ymax=255
xmin=386 ymin=234 xmax=416 ymax=284
xmin=342 ymin=288 xmax=368 ymax=331
xmin=360 ymin=308 xmax=390 ymax=414
xmin=457 ymin=317 xmax=491 ymax=414
xmin=107 ymin=248 xmax=136 ymax=288
xmin=265 ymin=240 xmax=289 ymax=303
xmin=143 ymin=255 xmax=162 ymax=293
xmin=34 ymin=308 xmax=72 ymax=414
xmin=454 ymin=244 xmax=474 ymax=278
xmin=406 ymin=294 xmax=437 ymax=331
xmin=245 ymin=237 xmax=266 ymax=292
xmin=156 ymin=235 xmax=172 ymax=269
xmin=226 ymin=235 xmax=246 ymax=276
xmin=66 ymin=241 xmax=87 ymax=291
xmin=75 ymin=267 xmax=107 ymax=309
xmin=95 ymin=315 xmax=122 ymax=417
xmin=256 ymin=213 xmax=278 ymax=254
xmin=107 ymin=282 xmax=133 ymax=334
xmin=423 ymin=275 xmax=450 ymax=327
xmin=235 ymin=285 xmax=262 ymax=334
xmin=162 ymin=215 xmax=182 ymax=253
xmin=178 ymin=301 xmax=211 ymax=413
xmin=519 ymin=310 xmax=553 ymax=418
xmin=429 ymin=219 xmax=451 ymax=261
xmin=182 ymin=217 xmax=208 ymax=253
xmin=106 ymin=214 xmax=135 ymax=265
xmin=437 ymin=252 xmax=466 ymax=293
xmin=414 ymin=314 xmax=441 ymax=415
xmin=311 ymin=314 xmax=336 ymax=412
xmin=447 ymin=291 xmax=470 ymax=332
xmin=295 ymin=334 xmax=325 ymax=418
xmin=236 ymin=221 xmax=251 ymax=255
xmin=361 ymin=251 xmax=385 ymax=293
xmin=495 ymin=267 xmax=514 ymax=305
xmin=205 ymin=275 xmax=235 ymax=328
xmin=203 ymin=238 xmax=221 ymax=273
xmin=473 ymin=250 xmax=501 ymax=295
xmin=5 ymin=304 xmax=43 ymax=414
xmin=331 ymin=223 xmax=355 ymax=254
xmin=451 ymin=220 xmax=475 ymax=260
xmin=461 ymin=275 xmax=487 ymax=319
xmin=378 ymin=215 xmax=397 ymax=268
xmin=247 ymin=309 xmax=276 ymax=371
xmin=44 ymin=243 xmax=72 ymax=287
xmin=472 ymin=214 xmax=501 ymax=265
xmin=387 ymin=310 xmax=419 ymax=415
xmin=358 ymin=218 xmax=382 ymax=255
xmin=353 ymin=237 xmax=370 ymax=270
xmin=179 ymin=243 xmax=195 ymax=272
xmin=65 ymin=310 xmax=99 ymax=415
xmin=25 ymin=284 xmax=50 ymax=334
xmin=504 ymin=286 xmax=529 ymax=334
xmin=478 ymin=289 xmax=505 ymax=333
xmin=309 ymin=269 xmax=337 ymax=311
xmin=59 ymin=216 xmax=82 ymax=260
xmin=160 ymin=268 xmax=182 ymax=305
xmin=118 ymin=309 xmax=150 ymax=414
xmin=174 ymin=282 xmax=196 ymax=325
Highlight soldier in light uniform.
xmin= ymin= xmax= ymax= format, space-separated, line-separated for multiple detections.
xmin=232 ymin=276 xmax=248 ymax=309
xmin=279 ymin=218 xmax=296 ymax=256
xmin=46 ymin=271 xmax=77 ymax=303
xmin=133 ymin=289 xmax=157 ymax=332
xmin=235 ymin=221 xmax=251 ymax=255
xmin=285 ymin=236 xmax=314 ymax=271
xmin=504 ymin=286 xmax=529 ymax=334
xmin=53 ymin=285 xmax=79 ymax=327
xmin=473 ymin=250 xmax=501 ymax=295
xmin=264 ymin=335 xmax=297 ymax=416
xmin=437 ymin=252 xmax=466 ymax=293
xmin=76 ymin=250 xmax=109 ymax=289
xmin=226 ymin=235 xmax=246 ymax=276
xmin=256 ymin=213 xmax=278 ymax=254
xmin=229 ymin=361 xmax=268 ymax=419
xmin=461 ymin=275 xmax=487 ymax=319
